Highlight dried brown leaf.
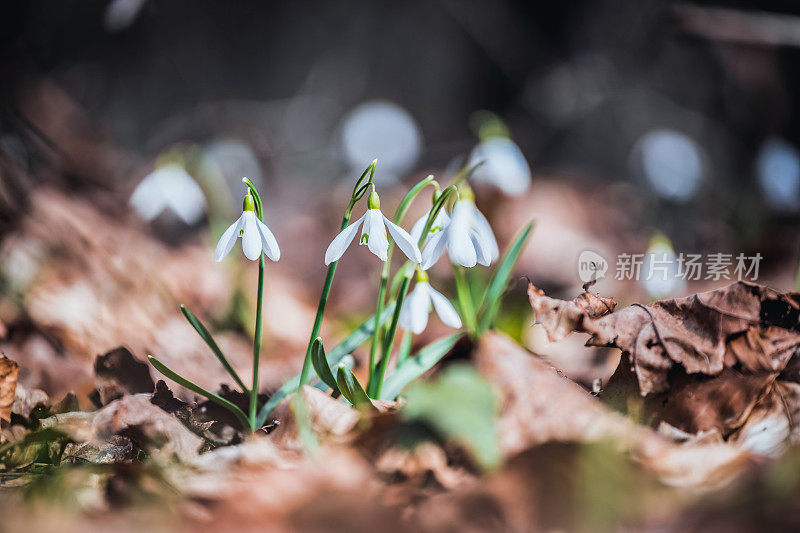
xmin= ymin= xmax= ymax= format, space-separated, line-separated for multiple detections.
xmin=0 ymin=354 xmax=19 ymax=422
xmin=527 ymin=284 xmax=616 ymax=342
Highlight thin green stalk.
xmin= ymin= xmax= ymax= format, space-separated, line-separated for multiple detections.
xmin=298 ymin=211 xmax=351 ymax=388
xmin=298 ymin=161 xmax=376 ymax=389
xmin=371 ymin=185 xmax=458 ymax=398
xmin=250 ymin=255 xmax=264 ymax=426
xmin=368 ymin=273 xmax=388 ymax=384
xmin=372 ymin=274 xmax=412 ymax=398
xmin=242 ymin=177 xmax=267 ymax=429
xmin=453 ymin=266 xmax=477 ymax=335
xmin=367 ymin=175 xmax=435 ymax=391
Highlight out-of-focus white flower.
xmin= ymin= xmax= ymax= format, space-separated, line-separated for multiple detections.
xmin=469 ymin=137 xmax=532 ymax=195
xmin=325 ymin=190 xmax=421 ymax=265
xmin=341 ymin=100 xmax=422 ymax=184
xmin=130 ymin=163 xmax=206 ymax=224
xmin=641 ymin=234 xmax=684 ymax=298
xmin=421 ymin=198 xmax=499 ymax=270
xmin=215 ymin=192 xmax=280 ymax=262
xmin=399 ymin=271 xmax=462 ymax=334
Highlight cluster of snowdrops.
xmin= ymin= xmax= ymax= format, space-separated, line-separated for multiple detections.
xmin=148 ymin=161 xmax=532 ymax=431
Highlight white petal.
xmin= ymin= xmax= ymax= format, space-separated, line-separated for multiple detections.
xmin=407 ymin=282 xmax=432 ymax=334
xmin=324 ymin=213 xmax=365 ymax=265
xmin=214 ymin=214 xmax=244 ymax=262
xmin=427 ymin=284 xmax=462 ymax=329
xmin=469 ymin=202 xmax=499 ymax=264
xmin=241 ymin=211 xmax=262 ymax=261
xmin=383 ymin=215 xmax=422 ymax=263
xmin=256 ymin=218 xmax=280 ymax=261
xmin=409 ymin=210 xmax=430 ymax=244
xmin=447 ymin=201 xmax=477 ymax=268
xmin=420 ymin=230 xmax=448 ymax=270
xmin=398 ymin=291 xmax=417 ymax=331
xmin=471 ymin=232 xmax=492 ymax=266
xmin=364 ymin=209 xmax=389 ymax=261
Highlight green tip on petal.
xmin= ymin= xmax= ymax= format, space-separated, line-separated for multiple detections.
xmin=243 ymin=193 xmax=256 ymax=212
xmin=368 ymin=190 xmax=381 ymax=210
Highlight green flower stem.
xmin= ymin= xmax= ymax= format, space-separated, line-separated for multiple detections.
xmin=453 ymin=266 xmax=477 ymax=336
xmin=250 ymin=255 xmax=264 ymax=426
xmin=367 ymin=176 xmax=436 ymax=391
xmin=368 ymin=273 xmax=388 ymax=384
xmin=298 ymin=210 xmax=353 ymax=389
xmin=242 ymin=177 xmax=267 ymax=429
xmin=370 ymin=185 xmax=457 ymax=398
xmin=297 ymin=161 xmax=377 ymax=391
xmin=372 ymin=273 xmax=412 ymax=398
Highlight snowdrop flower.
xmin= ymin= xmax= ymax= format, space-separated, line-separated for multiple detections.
xmin=399 ymin=270 xmax=462 ymax=334
xmin=421 ymin=192 xmax=499 ymax=270
xmin=130 ymin=163 xmax=206 ymax=224
xmin=214 ymin=192 xmax=280 ymax=262
xmin=325 ymin=189 xmax=422 ymax=265
xmin=469 ymin=137 xmax=532 ymax=195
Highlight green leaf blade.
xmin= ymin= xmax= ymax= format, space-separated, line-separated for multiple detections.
xmin=336 ymin=366 xmax=375 ymax=410
xmin=147 ymin=355 xmax=251 ymax=430
xmin=310 ymin=337 xmax=339 ymax=394
xmin=478 ymin=221 xmax=535 ymax=334
xmin=181 ymin=305 xmax=248 ymax=392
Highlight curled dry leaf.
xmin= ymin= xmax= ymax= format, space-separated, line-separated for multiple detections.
xmin=528 ymin=281 xmax=800 ymax=448
xmin=527 ymin=284 xmax=616 ymax=342
xmin=528 ymin=281 xmax=800 ymax=395
xmin=0 ymin=354 xmax=19 ymax=423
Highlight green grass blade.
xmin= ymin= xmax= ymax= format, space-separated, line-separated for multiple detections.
xmin=255 ymin=303 xmax=395 ymax=426
xmin=147 ymin=355 xmax=250 ymax=430
xmin=478 ymin=221 xmax=534 ymax=334
xmin=379 ymin=333 xmax=463 ymax=401
xmin=310 ymin=337 xmax=339 ymax=394
xmin=336 ymin=365 xmax=375 ymax=410
xmin=180 ymin=305 xmax=248 ymax=392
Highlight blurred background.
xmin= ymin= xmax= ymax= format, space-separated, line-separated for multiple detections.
xmin=2 ymin=0 xmax=800 ymax=396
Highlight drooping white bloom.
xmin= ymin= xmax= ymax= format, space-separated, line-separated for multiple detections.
xmin=399 ymin=273 xmax=462 ymax=334
xmin=129 ymin=163 xmax=206 ymax=224
xmin=324 ymin=191 xmax=422 ymax=265
xmin=214 ymin=193 xmax=280 ymax=262
xmin=421 ymin=199 xmax=499 ymax=270
xmin=469 ymin=137 xmax=532 ymax=195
